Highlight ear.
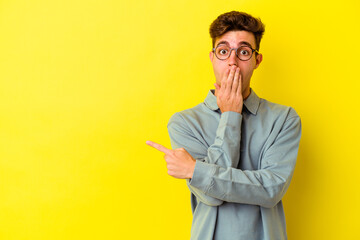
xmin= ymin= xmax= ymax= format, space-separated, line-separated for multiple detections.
xmin=254 ymin=53 xmax=263 ymax=69
xmin=209 ymin=51 xmax=214 ymax=63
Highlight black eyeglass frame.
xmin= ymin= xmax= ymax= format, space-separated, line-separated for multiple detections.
xmin=212 ymin=45 xmax=259 ymax=61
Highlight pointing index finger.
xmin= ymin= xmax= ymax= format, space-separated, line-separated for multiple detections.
xmin=146 ymin=140 xmax=172 ymax=154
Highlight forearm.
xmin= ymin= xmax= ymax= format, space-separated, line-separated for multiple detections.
xmin=189 ymin=161 xmax=291 ymax=208
xmin=204 ymin=111 xmax=242 ymax=168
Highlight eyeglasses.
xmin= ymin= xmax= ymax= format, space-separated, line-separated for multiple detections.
xmin=212 ymin=44 xmax=259 ymax=61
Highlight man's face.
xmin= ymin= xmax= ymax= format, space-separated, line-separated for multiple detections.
xmin=209 ymin=30 xmax=263 ymax=98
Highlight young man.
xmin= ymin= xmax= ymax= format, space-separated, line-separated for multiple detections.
xmin=147 ymin=11 xmax=301 ymax=240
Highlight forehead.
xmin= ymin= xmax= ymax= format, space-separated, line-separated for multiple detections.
xmin=214 ymin=30 xmax=256 ymax=48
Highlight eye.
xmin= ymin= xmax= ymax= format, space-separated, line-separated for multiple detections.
xmin=239 ymin=49 xmax=250 ymax=56
xmin=219 ymin=49 xmax=228 ymax=55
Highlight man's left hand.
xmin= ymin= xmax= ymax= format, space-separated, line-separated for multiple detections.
xmin=146 ymin=140 xmax=196 ymax=179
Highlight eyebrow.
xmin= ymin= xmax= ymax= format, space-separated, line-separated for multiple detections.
xmin=216 ymin=40 xmax=254 ymax=49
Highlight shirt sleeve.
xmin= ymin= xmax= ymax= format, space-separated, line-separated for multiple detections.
xmin=167 ymin=111 xmax=243 ymax=207
xmin=188 ymin=115 xmax=302 ymax=208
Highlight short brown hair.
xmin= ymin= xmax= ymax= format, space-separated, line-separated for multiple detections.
xmin=209 ymin=11 xmax=265 ymax=51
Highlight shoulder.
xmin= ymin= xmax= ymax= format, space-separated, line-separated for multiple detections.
xmin=259 ymin=97 xmax=300 ymax=121
xmin=257 ymin=98 xmax=302 ymax=146
xmin=168 ymin=102 xmax=210 ymax=127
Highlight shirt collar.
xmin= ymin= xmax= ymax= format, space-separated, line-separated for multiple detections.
xmin=244 ymin=89 xmax=260 ymax=115
xmin=204 ymin=89 xmax=219 ymax=111
xmin=204 ymin=88 xmax=260 ymax=115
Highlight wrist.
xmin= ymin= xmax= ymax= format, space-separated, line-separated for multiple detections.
xmin=188 ymin=160 xmax=196 ymax=179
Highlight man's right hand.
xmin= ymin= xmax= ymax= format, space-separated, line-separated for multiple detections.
xmin=214 ymin=66 xmax=243 ymax=113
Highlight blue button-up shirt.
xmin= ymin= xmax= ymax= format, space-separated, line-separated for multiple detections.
xmin=167 ymin=89 xmax=301 ymax=240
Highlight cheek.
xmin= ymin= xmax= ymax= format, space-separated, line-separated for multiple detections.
xmin=213 ymin=64 xmax=227 ymax=81
xmin=241 ymin=70 xmax=254 ymax=87
xmin=239 ymin=61 xmax=256 ymax=79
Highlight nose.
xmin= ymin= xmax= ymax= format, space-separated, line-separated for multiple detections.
xmin=228 ymin=48 xmax=238 ymax=66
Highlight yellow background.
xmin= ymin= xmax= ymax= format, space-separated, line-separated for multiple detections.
xmin=1 ymin=0 xmax=359 ymax=239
